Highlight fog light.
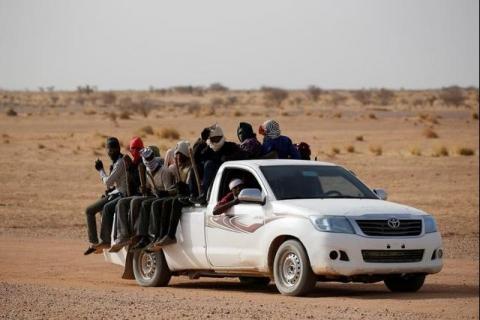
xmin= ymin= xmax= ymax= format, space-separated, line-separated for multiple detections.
xmin=437 ymin=249 xmax=443 ymax=259
xmin=329 ymin=250 xmax=339 ymax=260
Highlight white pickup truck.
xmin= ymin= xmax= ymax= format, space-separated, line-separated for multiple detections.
xmin=105 ymin=160 xmax=443 ymax=296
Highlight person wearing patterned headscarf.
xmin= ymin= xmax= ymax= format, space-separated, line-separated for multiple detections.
xmin=259 ymin=120 xmax=300 ymax=159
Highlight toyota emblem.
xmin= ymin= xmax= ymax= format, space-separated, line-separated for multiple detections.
xmin=387 ymin=217 xmax=400 ymax=229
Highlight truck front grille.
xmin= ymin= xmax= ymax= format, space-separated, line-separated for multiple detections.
xmin=361 ymin=250 xmax=424 ymax=263
xmin=356 ymin=219 xmax=422 ymax=236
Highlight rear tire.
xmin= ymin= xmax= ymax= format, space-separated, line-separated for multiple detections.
xmin=273 ymin=240 xmax=316 ymax=296
xmin=133 ymin=250 xmax=171 ymax=287
xmin=384 ymin=274 xmax=425 ymax=292
xmin=239 ymin=276 xmax=270 ymax=287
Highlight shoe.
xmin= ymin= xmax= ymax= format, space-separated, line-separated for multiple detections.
xmin=130 ymin=237 xmax=150 ymax=251
xmin=109 ymin=239 xmax=130 ymax=253
xmin=94 ymin=242 xmax=110 ymax=254
xmin=145 ymin=238 xmax=165 ymax=252
xmin=84 ymin=245 xmax=97 ymax=255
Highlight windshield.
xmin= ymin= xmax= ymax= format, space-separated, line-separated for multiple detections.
xmin=260 ymin=165 xmax=377 ymax=200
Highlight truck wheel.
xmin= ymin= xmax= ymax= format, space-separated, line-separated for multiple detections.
xmin=273 ymin=240 xmax=316 ymax=296
xmin=384 ymin=274 xmax=425 ymax=292
xmin=239 ymin=276 xmax=270 ymax=287
xmin=133 ymin=250 xmax=171 ymax=287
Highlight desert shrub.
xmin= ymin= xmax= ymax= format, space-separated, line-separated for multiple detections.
xmin=172 ymin=86 xmax=204 ymax=95
xmin=6 ymin=108 xmax=17 ymax=116
xmin=423 ymin=128 xmax=439 ymax=139
xmin=108 ymin=112 xmax=117 ymax=122
xmin=158 ymin=128 xmax=180 ymax=140
xmin=50 ymin=95 xmax=59 ymax=104
xmin=440 ymin=86 xmax=466 ymax=107
xmin=119 ymin=111 xmax=131 ymax=120
xmin=333 ymin=112 xmax=342 ymax=118
xmin=210 ymin=97 xmax=224 ymax=108
xmin=329 ymin=92 xmax=347 ymax=106
xmin=280 ymin=111 xmax=290 ymax=117
xmin=187 ymin=102 xmax=201 ymax=115
xmin=307 ymin=85 xmax=323 ymax=102
xmin=101 ymin=91 xmax=117 ymax=105
xmin=432 ymin=146 xmax=449 ymax=157
xmin=76 ymin=85 xmax=96 ymax=94
xmin=262 ymin=87 xmax=289 ymax=107
xmin=368 ymin=113 xmax=377 ymax=119
xmin=139 ymin=125 xmax=154 ymax=135
xmin=38 ymin=143 xmax=45 ymax=149
xmin=356 ymin=135 xmax=364 ymax=141
xmin=346 ymin=145 xmax=355 ymax=153
xmin=473 ymin=112 xmax=479 ymax=120
xmin=377 ymin=88 xmax=395 ymax=106
xmin=353 ymin=90 xmax=373 ymax=106
xmin=225 ymin=96 xmax=238 ymax=106
xmin=83 ymin=108 xmax=96 ymax=115
xmin=369 ymin=145 xmax=382 ymax=156
xmin=233 ymin=110 xmax=243 ymax=117
xmin=409 ymin=146 xmax=422 ymax=156
xmin=331 ymin=147 xmax=340 ymax=155
xmin=209 ymin=82 xmax=229 ymax=92
xmin=456 ymin=147 xmax=475 ymax=156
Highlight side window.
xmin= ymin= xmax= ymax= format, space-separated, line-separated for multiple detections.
xmin=217 ymin=168 xmax=262 ymax=201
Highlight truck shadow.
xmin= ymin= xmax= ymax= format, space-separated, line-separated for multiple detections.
xmin=170 ymin=281 xmax=479 ymax=300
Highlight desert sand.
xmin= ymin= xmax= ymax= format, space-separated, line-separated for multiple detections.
xmin=0 ymin=87 xmax=478 ymax=319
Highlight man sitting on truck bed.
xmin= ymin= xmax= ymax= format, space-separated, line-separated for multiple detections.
xmin=213 ymin=178 xmax=245 ymax=215
xmin=259 ymin=119 xmax=300 ymax=159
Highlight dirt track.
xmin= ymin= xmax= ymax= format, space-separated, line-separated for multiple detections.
xmin=0 ymin=236 xmax=478 ymax=320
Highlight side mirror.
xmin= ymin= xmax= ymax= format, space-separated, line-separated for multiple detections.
xmin=238 ymin=188 xmax=265 ymax=204
xmin=373 ymin=188 xmax=388 ymax=200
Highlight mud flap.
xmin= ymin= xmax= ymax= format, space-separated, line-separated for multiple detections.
xmin=121 ymin=250 xmax=135 ymax=280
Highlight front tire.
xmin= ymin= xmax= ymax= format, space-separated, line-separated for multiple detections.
xmin=384 ymin=274 xmax=426 ymax=292
xmin=133 ymin=250 xmax=171 ymax=287
xmin=273 ymin=240 xmax=316 ymax=296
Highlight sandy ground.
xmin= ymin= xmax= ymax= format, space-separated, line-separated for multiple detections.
xmin=0 ymin=89 xmax=478 ymax=319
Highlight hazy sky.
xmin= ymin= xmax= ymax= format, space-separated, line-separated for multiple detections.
xmin=0 ymin=0 xmax=478 ymax=90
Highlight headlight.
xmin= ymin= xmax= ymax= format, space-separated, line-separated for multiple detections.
xmin=309 ymin=216 xmax=355 ymax=234
xmin=423 ymin=216 xmax=438 ymax=233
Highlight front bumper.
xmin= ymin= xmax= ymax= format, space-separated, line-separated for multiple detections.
xmin=305 ymin=231 xmax=443 ymax=277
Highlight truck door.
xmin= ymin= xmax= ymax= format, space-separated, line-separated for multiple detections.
xmin=206 ymin=168 xmax=266 ymax=268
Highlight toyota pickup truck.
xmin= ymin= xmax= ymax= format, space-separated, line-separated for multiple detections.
xmin=104 ymin=159 xmax=443 ymax=296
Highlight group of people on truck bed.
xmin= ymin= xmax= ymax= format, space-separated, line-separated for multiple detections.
xmin=83 ymin=120 xmax=312 ymax=255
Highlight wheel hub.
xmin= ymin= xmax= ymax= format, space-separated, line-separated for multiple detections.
xmin=140 ymin=252 xmax=157 ymax=280
xmin=281 ymin=252 xmax=301 ymax=287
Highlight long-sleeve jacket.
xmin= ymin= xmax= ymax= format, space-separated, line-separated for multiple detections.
xmin=262 ymin=136 xmax=300 ymax=159
xmin=99 ymin=156 xmax=128 ymax=195
xmin=146 ymin=165 xmax=175 ymax=194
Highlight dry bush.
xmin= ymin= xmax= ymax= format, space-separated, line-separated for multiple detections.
xmin=440 ymin=86 xmax=466 ymax=107
xmin=356 ymin=135 xmax=364 ymax=141
xmin=119 ymin=111 xmax=131 ymax=120
xmin=307 ymin=85 xmax=323 ymax=102
xmin=369 ymin=145 xmax=382 ymax=156
xmin=101 ymin=92 xmax=117 ymax=105
xmin=38 ymin=143 xmax=45 ymax=149
xmin=353 ymin=90 xmax=373 ymax=106
xmin=423 ymin=128 xmax=439 ymax=139
xmin=202 ymin=106 xmax=216 ymax=116
xmin=250 ymin=111 xmax=262 ymax=117
xmin=76 ymin=85 xmax=96 ymax=94
xmin=6 ymin=108 xmax=17 ymax=116
xmin=418 ymin=112 xmax=439 ymax=124
xmin=376 ymin=88 xmax=395 ymax=106
xmin=233 ymin=110 xmax=243 ymax=117
xmin=346 ymin=145 xmax=355 ymax=153
xmin=210 ymin=97 xmax=224 ymax=108
xmin=83 ymin=108 xmax=96 ymax=115
xmin=432 ymin=146 xmax=449 ymax=157
xmin=158 ymin=128 xmax=180 ymax=140
xmin=281 ymin=111 xmax=290 ymax=117
xmin=456 ymin=147 xmax=475 ymax=156
xmin=368 ymin=113 xmax=377 ymax=119
xmin=333 ymin=112 xmax=342 ymax=118
xmin=139 ymin=125 xmax=154 ymax=136
xmin=331 ymin=147 xmax=340 ymax=155
xmin=209 ymin=82 xmax=229 ymax=92
xmin=225 ymin=96 xmax=238 ymax=106
xmin=409 ymin=146 xmax=422 ymax=156
xmin=262 ymin=87 xmax=289 ymax=107
xmin=473 ymin=112 xmax=479 ymax=120
xmin=329 ymin=92 xmax=347 ymax=106
xmin=172 ymin=86 xmax=204 ymax=95
xmin=107 ymin=112 xmax=117 ymax=121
